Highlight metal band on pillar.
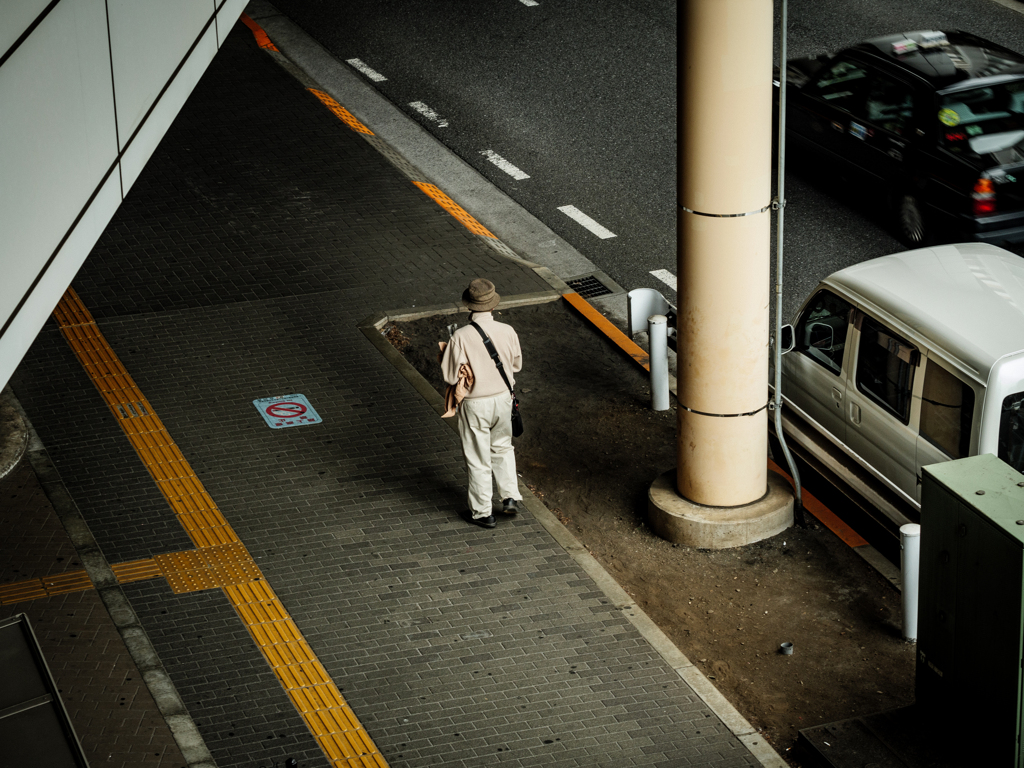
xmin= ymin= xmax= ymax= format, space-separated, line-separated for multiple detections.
xmin=679 ymin=203 xmax=772 ymax=218
xmin=678 ymin=402 xmax=770 ymax=418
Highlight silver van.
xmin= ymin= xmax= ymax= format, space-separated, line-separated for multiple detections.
xmin=779 ymin=242 xmax=1024 ymax=521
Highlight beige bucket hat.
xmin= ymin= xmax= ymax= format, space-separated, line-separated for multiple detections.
xmin=462 ymin=278 xmax=500 ymax=311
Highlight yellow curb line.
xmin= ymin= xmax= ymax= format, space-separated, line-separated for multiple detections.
xmin=562 ymin=291 xmax=650 ymax=369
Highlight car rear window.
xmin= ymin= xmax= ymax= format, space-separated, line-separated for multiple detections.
xmin=939 ymin=82 xmax=1024 ymax=156
xmin=999 ymin=391 xmax=1024 ymax=472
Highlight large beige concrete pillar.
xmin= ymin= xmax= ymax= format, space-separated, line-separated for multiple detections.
xmin=648 ymin=0 xmax=792 ymax=547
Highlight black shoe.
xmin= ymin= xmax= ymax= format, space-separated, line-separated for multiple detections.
xmin=501 ymin=498 xmax=519 ymax=515
xmin=463 ymin=511 xmax=496 ymax=528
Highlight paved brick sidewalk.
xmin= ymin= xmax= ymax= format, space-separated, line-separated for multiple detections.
xmin=0 ymin=461 xmax=186 ymax=768
xmin=4 ymin=15 xmax=764 ymax=768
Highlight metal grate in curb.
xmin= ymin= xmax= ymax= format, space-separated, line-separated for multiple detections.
xmin=566 ymin=274 xmax=613 ymax=299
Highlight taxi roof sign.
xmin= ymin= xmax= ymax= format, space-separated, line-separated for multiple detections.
xmin=892 ymin=39 xmax=918 ymax=56
xmin=919 ymin=31 xmax=948 ymax=49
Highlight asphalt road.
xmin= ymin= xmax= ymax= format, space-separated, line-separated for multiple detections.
xmin=270 ymin=0 xmax=1024 ymax=320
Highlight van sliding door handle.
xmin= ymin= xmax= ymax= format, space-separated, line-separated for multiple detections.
xmin=850 ymin=403 xmax=861 ymax=425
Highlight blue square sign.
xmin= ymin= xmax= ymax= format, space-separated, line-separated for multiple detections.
xmin=253 ymin=394 xmax=322 ymax=429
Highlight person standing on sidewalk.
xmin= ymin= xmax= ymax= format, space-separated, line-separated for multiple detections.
xmin=441 ymin=278 xmax=523 ymax=528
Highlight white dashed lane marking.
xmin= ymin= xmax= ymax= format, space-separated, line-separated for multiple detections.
xmin=650 ymin=269 xmax=677 ymax=291
xmin=480 ymin=150 xmax=530 ymax=180
xmin=519 ymin=0 xmax=540 ymax=5
xmin=346 ymin=58 xmax=387 ymax=82
xmin=557 ymin=205 xmax=617 ymax=239
xmin=409 ymin=101 xmax=449 ymax=128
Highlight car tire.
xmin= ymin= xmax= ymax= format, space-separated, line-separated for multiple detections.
xmin=895 ymin=192 xmax=928 ymax=246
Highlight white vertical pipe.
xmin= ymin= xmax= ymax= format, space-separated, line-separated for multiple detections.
xmin=900 ymin=523 xmax=921 ymax=642
xmin=649 ymin=315 xmax=669 ymax=411
xmin=773 ymin=0 xmax=804 ymax=524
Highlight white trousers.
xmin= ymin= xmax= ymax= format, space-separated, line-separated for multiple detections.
xmin=457 ymin=391 xmax=521 ymax=518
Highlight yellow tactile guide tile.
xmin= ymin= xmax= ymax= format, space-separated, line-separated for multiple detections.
xmin=0 ymin=287 xmax=389 ymax=768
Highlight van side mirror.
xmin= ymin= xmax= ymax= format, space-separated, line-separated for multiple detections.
xmin=779 ymin=324 xmax=795 ymax=354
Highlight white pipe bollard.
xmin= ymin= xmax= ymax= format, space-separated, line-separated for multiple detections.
xmin=649 ymin=314 xmax=669 ymax=412
xmin=900 ymin=523 xmax=921 ymax=642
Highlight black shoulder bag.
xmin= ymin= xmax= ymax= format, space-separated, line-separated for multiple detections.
xmin=470 ymin=322 xmax=523 ymax=437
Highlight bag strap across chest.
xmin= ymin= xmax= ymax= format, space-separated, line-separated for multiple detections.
xmin=469 ymin=321 xmax=514 ymax=395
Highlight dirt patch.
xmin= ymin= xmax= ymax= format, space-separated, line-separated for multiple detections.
xmin=389 ymin=299 xmax=915 ymax=763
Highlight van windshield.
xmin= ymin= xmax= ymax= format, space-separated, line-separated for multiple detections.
xmin=999 ymin=392 xmax=1024 ymax=472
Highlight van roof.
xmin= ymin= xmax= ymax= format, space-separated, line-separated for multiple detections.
xmin=823 ymin=243 xmax=1024 ymax=378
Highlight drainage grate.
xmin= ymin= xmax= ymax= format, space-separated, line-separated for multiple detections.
xmin=566 ymin=275 xmax=612 ymax=299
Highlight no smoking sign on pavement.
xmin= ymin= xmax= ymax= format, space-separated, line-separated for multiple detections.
xmin=253 ymin=394 xmax=322 ymax=429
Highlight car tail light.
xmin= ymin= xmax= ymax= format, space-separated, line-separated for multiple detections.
xmin=973 ymin=178 xmax=996 ymax=216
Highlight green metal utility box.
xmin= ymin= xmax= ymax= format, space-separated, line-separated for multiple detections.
xmin=919 ymin=454 xmax=1024 ymax=766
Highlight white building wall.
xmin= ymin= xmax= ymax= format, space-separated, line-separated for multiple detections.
xmin=0 ymin=0 xmax=248 ymax=391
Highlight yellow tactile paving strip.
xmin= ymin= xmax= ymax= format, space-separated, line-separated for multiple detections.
xmin=0 ymin=569 xmax=92 ymax=604
xmin=308 ymin=89 xmax=375 ymax=135
xmin=412 ymin=181 xmax=496 ymax=238
xmin=50 ymin=287 xmax=389 ymax=767
xmin=239 ymin=13 xmax=279 ymax=51
xmin=4 ymin=544 xmax=259 ymax=598
xmin=154 ymin=540 xmax=263 ymax=594
xmin=53 ymin=289 xmax=239 ymax=550
xmin=112 ymin=558 xmax=163 ymax=584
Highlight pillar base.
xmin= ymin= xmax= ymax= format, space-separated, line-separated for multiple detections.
xmin=648 ymin=469 xmax=793 ymax=549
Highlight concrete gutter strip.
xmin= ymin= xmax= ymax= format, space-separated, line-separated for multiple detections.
xmin=9 ymin=396 xmax=218 ymax=768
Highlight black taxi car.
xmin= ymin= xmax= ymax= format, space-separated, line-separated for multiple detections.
xmin=783 ymin=30 xmax=1024 ymax=246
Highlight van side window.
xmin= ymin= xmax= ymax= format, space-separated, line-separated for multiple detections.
xmin=795 ymin=290 xmax=852 ymax=375
xmin=920 ymin=360 xmax=975 ymax=458
xmin=856 ymin=315 xmax=917 ymax=423
xmin=999 ymin=392 xmax=1024 ymax=472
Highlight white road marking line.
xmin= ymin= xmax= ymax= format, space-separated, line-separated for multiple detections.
xmin=650 ymin=269 xmax=677 ymax=291
xmin=557 ymin=205 xmax=617 ymax=239
xmin=409 ymin=101 xmax=449 ymax=128
xmin=519 ymin=0 xmax=540 ymax=5
xmin=480 ymin=150 xmax=530 ymax=180
xmin=346 ymin=58 xmax=387 ymax=82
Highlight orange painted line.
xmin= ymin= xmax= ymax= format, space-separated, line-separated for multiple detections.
xmin=308 ymin=89 xmax=374 ymax=135
xmin=240 ymin=13 xmax=279 ymax=51
xmin=768 ymin=458 xmax=869 ymax=548
xmin=412 ymin=182 xmax=495 ymax=238
xmin=562 ymin=292 xmax=651 ymax=370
